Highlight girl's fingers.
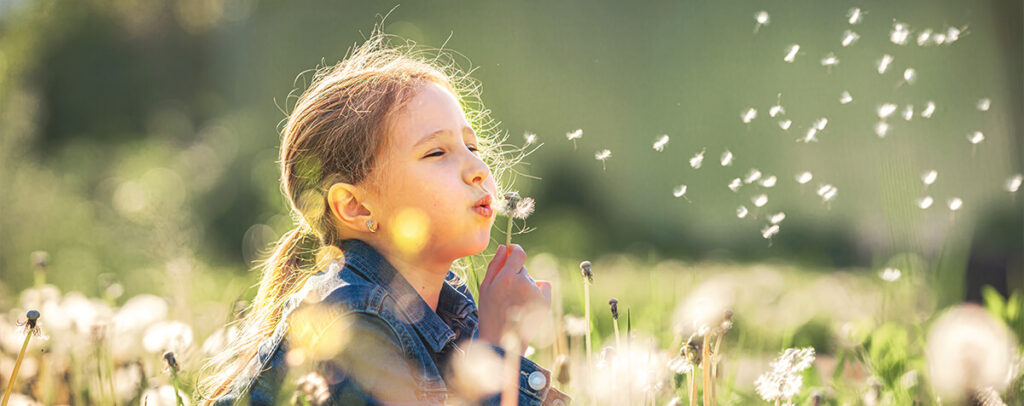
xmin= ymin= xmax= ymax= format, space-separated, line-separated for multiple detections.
xmin=536 ymin=280 xmax=552 ymax=305
xmin=481 ymin=244 xmax=507 ymax=287
xmin=499 ymin=245 xmax=526 ymax=283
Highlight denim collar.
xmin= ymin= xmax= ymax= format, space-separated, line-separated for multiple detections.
xmin=339 ymin=239 xmax=475 ymax=353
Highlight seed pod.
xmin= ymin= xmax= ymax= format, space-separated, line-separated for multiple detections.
xmin=579 ymin=261 xmax=593 ymax=284
xmin=26 ymin=310 xmax=40 ymax=329
xmin=504 ymin=192 xmax=521 ymax=213
xmin=720 ymin=310 xmax=734 ymax=333
xmin=163 ymin=351 xmax=179 ymax=372
xmin=608 ymin=298 xmax=619 ymax=320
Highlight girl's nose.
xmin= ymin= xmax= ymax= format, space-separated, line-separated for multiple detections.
xmin=464 ymin=154 xmax=490 ymax=186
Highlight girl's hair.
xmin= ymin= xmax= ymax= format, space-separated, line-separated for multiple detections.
xmin=195 ymin=26 xmax=526 ymax=403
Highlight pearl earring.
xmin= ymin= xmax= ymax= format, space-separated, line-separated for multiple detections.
xmin=366 ymin=220 xmax=378 ymax=233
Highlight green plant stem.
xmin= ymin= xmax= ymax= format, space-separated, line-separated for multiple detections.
xmin=171 ymin=369 xmax=184 ymax=406
xmin=1 ymin=331 xmax=32 ymax=406
xmin=612 ymin=318 xmax=622 ymax=354
xmin=702 ymin=333 xmax=711 ymax=406
xmin=688 ymin=366 xmax=696 ymax=406
xmin=582 ymin=281 xmax=593 ymax=377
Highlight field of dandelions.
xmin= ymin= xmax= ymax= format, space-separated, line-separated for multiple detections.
xmin=1 ymin=2 xmax=1022 ymax=406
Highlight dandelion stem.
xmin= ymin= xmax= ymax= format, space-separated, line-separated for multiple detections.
xmin=582 ymin=282 xmax=593 ymax=377
xmin=702 ymin=333 xmax=711 ymax=406
xmin=688 ymin=365 xmax=697 ymax=406
xmin=612 ymin=319 xmax=622 ymax=354
xmin=500 ymin=333 xmax=521 ymax=406
xmin=171 ymin=367 xmax=184 ymax=406
xmin=505 ymin=214 xmax=514 ymax=247
xmin=1 ymin=330 xmax=33 ymax=406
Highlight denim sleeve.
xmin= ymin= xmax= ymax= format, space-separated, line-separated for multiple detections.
xmin=480 ymin=344 xmax=573 ymax=406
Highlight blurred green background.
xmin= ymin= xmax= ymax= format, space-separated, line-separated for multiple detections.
xmin=0 ymin=0 xmax=1020 ymax=307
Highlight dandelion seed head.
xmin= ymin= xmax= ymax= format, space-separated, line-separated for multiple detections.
xmin=579 ymin=261 xmax=593 ymax=284
xmin=142 ymin=320 xmax=194 ymax=354
xmin=946 ymin=26 xmax=962 ymax=43
xmin=847 ymin=8 xmax=863 ymax=24
xmin=753 ymin=194 xmax=768 ymax=208
xmin=563 ymin=315 xmax=588 ymax=336
xmin=947 ymin=197 xmax=963 ymax=211
xmin=744 ymin=169 xmax=763 ymax=184
xmin=977 ymin=98 xmax=991 ymax=111
xmin=784 ymin=45 xmax=800 ymax=62
xmin=769 ymin=212 xmax=786 ymax=224
xmin=673 ymin=185 xmax=688 ymax=198
xmin=814 ymin=117 xmax=828 ymax=131
xmin=902 ymin=104 xmax=914 ymax=121
xmin=917 ymin=29 xmax=933 ymax=46
xmin=921 ymin=101 xmax=936 ymax=118
xmin=690 ymin=148 xmax=706 ymax=169
xmin=1005 ymin=174 xmax=1023 ymax=193
xmin=796 ymin=171 xmax=813 ymax=184
xmin=759 ymin=175 xmax=777 ymax=188
xmin=840 ymin=91 xmax=853 ymax=104
xmin=922 ymin=170 xmax=938 ymax=186
xmin=566 ymin=129 xmax=583 ymax=141
xmin=741 ymin=108 xmax=758 ymax=124
xmin=769 ymin=104 xmax=784 ymax=118
xmin=523 ymin=132 xmax=537 ymax=145
xmin=820 ymin=52 xmax=840 ymax=67
xmin=926 ymin=304 xmax=1016 ymax=402
xmin=877 ymin=54 xmax=894 ymax=74
xmin=967 ymin=131 xmax=985 ymax=145
xmin=903 ymin=68 xmax=917 ymax=84
xmin=755 ymin=347 xmax=816 ymax=401
xmin=801 ymin=127 xmax=818 ymax=143
xmin=878 ymin=103 xmax=898 ymax=119
xmin=595 ymin=149 xmax=612 ymax=160
xmin=755 ymin=11 xmax=770 ymax=25
xmin=891 ymin=21 xmax=911 ymax=45
xmin=933 ymin=32 xmax=947 ymax=45
xmin=653 ymin=134 xmax=670 ymax=151
xmin=880 ymin=268 xmax=902 ymax=282
xmin=917 ymin=196 xmax=934 ymax=209
xmin=728 ymin=178 xmax=743 ymax=192
xmin=778 ymin=119 xmax=793 ymax=130
xmin=817 ymin=184 xmax=838 ymax=201
xmin=842 ymin=30 xmax=860 ymax=47
xmin=761 ymin=224 xmax=780 ymax=239
xmin=875 ymin=122 xmax=890 ymax=138
xmin=736 ymin=205 xmax=749 ymax=219
xmin=720 ymin=149 xmax=734 ymax=166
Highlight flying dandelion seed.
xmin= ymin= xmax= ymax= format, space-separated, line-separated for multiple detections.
xmin=946 ymin=26 xmax=962 ymax=43
xmin=922 ymin=170 xmax=938 ymax=186
xmin=673 ymin=185 xmax=690 ymax=202
xmin=755 ymin=347 xmax=816 ymax=403
xmin=523 ymin=132 xmax=537 ymax=145
xmin=752 ymin=194 xmax=768 ymax=208
xmin=690 ymin=148 xmax=706 ymax=169
xmin=902 ymin=105 xmax=914 ymax=121
xmin=754 ymin=11 xmax=770 ymax=33
xmin=879 ymin=268 xmax=902 ymax=282
xmin=891 ymin=21 xmax=911 ymax=45
xmin=847 ymin=8 xmax=863 ymax=24
xmin=917 ymin=196 xmax=934 ymax=209
xmin=761 ymin=224 xmax=780 ymax=239
xmin=769 ymin=212 xmax=786 ymax=224
xmin=813 ymin=118 xmax=828 ymax=131
xmin=759 ymin=175 xmax=777 ymax=188
xmin=820 ymin=53 xmax=840 ymax=71
xmin=903 ymin=68 xmax=917 ymax=84
xmin=817 ymin=184 xmax=838 ymax=202
xmin=800 ymin=127 xmax=818 ymax=143
xmin=917 ymin=29 xmax=933 ymax=46
xmin=728 ymin=178 xmax=743 ymax=192
xmin=877 ymin=54 xmax=894 ymax=74
xmin=877 ymin=103 xmax=898 ymax=119
xmin=840 ymin=91 xmax=853 ymax=104
xmin=841 ymin=30 xmax=860 ymax=47
xmin=769 ymin=105 xmax=784 ymax=118
xmin=1005 ymin=174 xmax=1023 ymax=193
xmin=566 ymin=129 xmax=582 ymax=150
xmin=875 ymin=122 xmax=891 ymax=138
xmin=779 ymin=119 xmax=793 ymax=130
xmin=796 ymin=171 xmax=813 ymax=184
xmin=736 ymin=205 xmax=749 ymax=218
xmin=947 ymin=197 xmax=963 ymax=211
xmin=977 ymin=98 xmax=991 ymax=111
xmin=744 ymin=169 xmax=763 ymax=184
xmin=921 ymin=101 xmax=936 ymax=118
xmin=933 ymin=32 xmax=947 ymax=45
xmin=783 ymin=45 xmax=800 ymax=63
xmin=653 ymin=134 xmax=670 ymax=151
xmin=595 ymin=149 xmax=611 ymax=170
xmin=741 ymin=108 xmax=758 ymax=124
xmin=967 ymin=131 xmax=985 ymax=145
xmin=720 ymin=149 xmax=734 ymax=166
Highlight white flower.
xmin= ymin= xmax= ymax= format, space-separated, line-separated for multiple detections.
xmin=847 ymin=8 xmax=863 ymax=25
xmin=783 ymin=45 xmax=800 ymax=63
xmin=795 ymin=171 xmax=813 ymax=184
xmin=875 ymin=122 xmax=891 ymax=138
xmin=653 ymin=134 xmax=670 ymax=151
xmin=841 ymin=30 xmax=860 ymax=47
xmin=689 ymin=148 xmax=706 ymax=169
xmin=877 ymin=103 xmax=898 ymax=119
xmin=778 ymin=119 xmax=793 ymax=130
xmin=890 ymin=21 xmax=911 ymax=45
xmin=673 ymin=185 xmax=688 ymax=198
xmin=1005 ymin=174 xmax=1023 ymax=193
xmin=977 ymin=98 xmax=991 ymax=111
xmin=922 ymin=170 xmax=938 ymax=186
xmin=947 ymin=197 xmax=963 ymax=211
xmin=744 ymin=169 xmax=763 ymax=184
xmin=736 ymin=205 xmax=749 ymax=219
xmin=902 ymin=105 xmax=914 ymax=121
xmin=720 ymin=149 xmax=734 ymax=166
xmin=741 ymin=108 xmax=758 ymax=124
xmin=752 ymin=194 xmax=768 ymax=208
xmin=759 ymin=176 xmax=777 ymax=188
xmin=761 ymin=224 xmax=780 ymax=239
xmin=769 ymin=212 xmax=786 ymax=224
xmin=877 ymin=54 xmax=894 ymax=74
xmin=921 ymin=101 xmax=936 ymax=118
xmin=820 ymin=52 xmax=840 ymax=68
xmin=840 ymin=91 xmax=853 ymax=104
xmin=917 ymin=196 xmax=934 ymax=209
xmin=967 ymin=131 xmax=985 ymax=145
xmin=879 ymin=268 xmax=901 ymax=282
xmin=728 ymin=178 xmax=743 ymax=192
xmin=903 ymin=68 xmax=917 ymax=84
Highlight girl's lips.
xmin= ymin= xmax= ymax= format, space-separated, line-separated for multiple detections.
xmin=473 ymin=205 xmax=493 ymax=218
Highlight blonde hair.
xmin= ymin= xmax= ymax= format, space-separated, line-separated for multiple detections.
xmin=195 ymin=26 xmax=527 ymax=403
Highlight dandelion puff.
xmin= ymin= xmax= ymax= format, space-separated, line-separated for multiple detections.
xmin=523 ymin=132 xmax=537 ymax=145
xmin=728 ymin=178 xmax=743 ymax=192
xmin=769 ymin=212 xmax=786 ymax=224
xmin=673 ymin=185 xmax=691 ymax=202
xmin=877 ymin=103 xmax=898 ymax=119
xmin=947 ymin=197 xmax=963 ymax=211
xmin=946 ymin=26 xmax=963 ymax=43
xmin=932 ymin=32 xmax=947 ymax=45
xmin=720 ymin=149 xmax=734 ymax=166
xmin=967 ymin=131 xmax=985 ymax=145
xmin=922 ymin=170 xmax=938 ymax=186
xmin=761 ymin=224 xmax=780 ymax=240
xmin=759 ymin=175 xmax=777 ymax=188
xmin=847 ymin=8 xmax=863 ymax=24
xmin=741 ymin=108 xmax=758 ymax=124
xmin=755 ymin=347 xmax=816 ymax=402
xmin=817 ymin=184 xmax=838 ymax=203
xmin=875 ymin=122 xmax=890 ymax=138
xmin=736 ymin=205 xmax=749 ymax=219
xmin=841 ymin=30 xmax=860 ymax=47
xmin=769 ymin=104 xmax=784 ymax=118
xmin=890 ymin=21 xmax=911 ymax=45
xmin=754 ymin=11 xmax=770 ymax=33
xmin=595 ymin=149 xmax=611 ymax=171
xmin=690 ymin=148 xmax=706 ymax=169
xmin=1005 ymin=174 xmax=1023 ymax=193
xmin=799 ymin=127 xmax=818 ymax=143
xmin=916 ymin=29 xmax=933 ymax=46
xmin=926 ymin=304 xmax=1015 ymax=402
xmin=902 ymin=104 xmax=914 ymax=121
xmin=744 ymin=169 xmax=762 ymax=184
xmin=566 ymin=129 xmax=582 ymax=150
xmin=840 ymin=91 xmax=853 ymax=104
xmin=921 ymin=101 xmax=936 ymax=118
xmin=653 ymin=134 xmax=670 ymax=151
xmin=879 ymin=268 xmax=902 ymax=282
xmin=917 ymin=196 xmax=934 ymax=209
xmin=795 ymin=172 xmax=813 ymax=184
xmin=820 ymin=52 xmax=840 ymax=71
xmin=814 ymin=117 xmax=828 ymax=131
xmin=903 ymin=68 xmax=917 ymax=85
xmin=783 ymin=45 xmax=800 ymax=63
xmin=977 ymin=98 xmax=991 ymax=111
xmin=778 ymin=119 xmax=793 ymax=130
xmin=752 ymin=194 xmax=768 ymax=208
xmin=877 ymin=54 xmax=894 ymax=74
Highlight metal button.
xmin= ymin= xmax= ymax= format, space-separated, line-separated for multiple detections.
xmin=527 ymin=371 xmax=547 ymax=391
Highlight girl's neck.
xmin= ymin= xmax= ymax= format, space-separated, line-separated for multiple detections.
xmin=374 ymin=244 xmax=452 ymax=312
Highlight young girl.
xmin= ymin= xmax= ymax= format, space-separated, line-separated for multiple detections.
xmin=196 ymin=28 xmax=571 ymax=406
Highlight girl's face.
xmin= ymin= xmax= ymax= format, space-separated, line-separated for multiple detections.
xmin=370 ymin=81 xmax=497 ymax=262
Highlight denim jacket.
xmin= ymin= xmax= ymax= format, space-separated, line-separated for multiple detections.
xmin=214 ymin=239 xmax=572 ymax=405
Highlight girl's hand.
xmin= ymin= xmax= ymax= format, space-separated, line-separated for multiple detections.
xmin=477 ymin=244 xmax=552 ymax=355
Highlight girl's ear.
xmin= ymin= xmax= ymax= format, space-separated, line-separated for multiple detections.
xmin=327 ymin=182 xmax=374 ymax=232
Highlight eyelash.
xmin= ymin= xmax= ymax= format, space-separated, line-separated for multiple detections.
xmin=426 ymin=145 xmax=479 ymax=158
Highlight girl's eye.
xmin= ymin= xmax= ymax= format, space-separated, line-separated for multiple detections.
xmin=425 ymin=144 xmax=479 ymax=158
